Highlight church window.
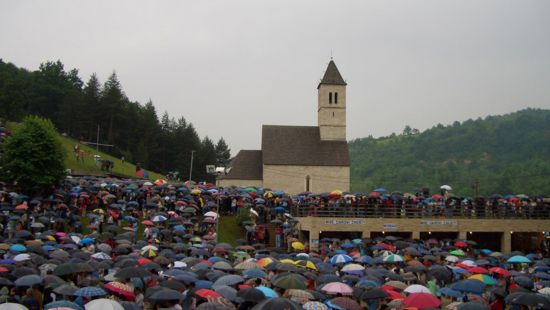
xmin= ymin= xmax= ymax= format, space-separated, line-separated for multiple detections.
xmin=305 ymin=175 xmax=311 ymax=192
xmin=329 ymin=92 xmax=332 ymax=104
xmin=335 ymin=92 xmax=338 ymax=104
xmin=332 ymin=112 xmax=335 ymax=117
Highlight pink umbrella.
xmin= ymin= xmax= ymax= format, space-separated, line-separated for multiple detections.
xmin=403 ymin=293 xmax=441 ymax=309
xmin=320 ymin=282 xmax=353 ymax=296
xmin=55 ymin=232 xmax=66 ymax=237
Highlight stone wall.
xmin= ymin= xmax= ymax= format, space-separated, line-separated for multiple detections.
xmin=216 ymin=179 xmax=263 ymax=188
xmin=263 ymin=164 xmax=350 ymax=194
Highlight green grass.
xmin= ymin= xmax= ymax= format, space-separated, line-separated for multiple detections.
xmin=6 ymin=121 xmax=164 ymax=180
xmin=61 ymin=135 xmax=164 ymax=180
xmin=218 ymin=216 xmax=245 ymax=246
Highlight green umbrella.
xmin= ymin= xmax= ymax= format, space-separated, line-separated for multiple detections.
xmin=273 ymin=273 xmax=307 ymax=290
xmin=450 ymin=249 xmax=466 ymax=257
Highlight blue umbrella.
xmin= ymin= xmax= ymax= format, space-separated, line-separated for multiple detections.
xmin=274 ymin=207 xmax=285 ymax=214
xmin=73 ymin=286 xmax=106 ymax=297
xmin=507 ymin=256 xmax=531 ymax=264
xmin=373 ymin=188 xmax=386 ymax=193
xmin=450 ymin=279 xmax=486 ymax=295
xmin=256 ymin=286 xmax=278 ymax=298
xmin=124 ymin=216 xmax=137 ymax=223
xmin=514 ymin=276 xmax=534 ymax=288
xmin=195 ymin=280 xmax=213 ymax=289
xmin=330 ymin=254 xmax=352 ymax=265
xmin=440 ymin=287 xmax=463 ymax=298
xmin=80 ymin=238 xmax=95 ymax=245
xmin=356 ymin=256 xmax=374 ymax=265
xmin=341 ymin=243 xmax=355 ymax=249
xmin=45 ymin=300 xmax=83 ymax=310
xmin=0 ymin=259 xmax=17 ymax=265
xmin=244 ymin=269 xmax=267 ymax=279
xmin=15 ymin=275 xmax=42 ymax=287
xmin=10 ymin=244 xmax=26 ymax=252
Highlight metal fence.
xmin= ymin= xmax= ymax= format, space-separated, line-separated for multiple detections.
xmin=289 ymin=203 xmax=550 ymax=219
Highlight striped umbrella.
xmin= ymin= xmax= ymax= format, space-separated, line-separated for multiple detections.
xmin=330 ymin=254 xmax=352 ymax=265
xmin=303 ymin=301 xmax=328 ymax=310
xmin=383 ymin=254 xmax=404 ymax=263
xmin=73 ymin=286 xmax=106 ymax=297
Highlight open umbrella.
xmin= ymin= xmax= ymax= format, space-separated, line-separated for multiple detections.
xmin=273 ymin=273 xmax=307 ymax=290
xmin=507 ymin=256 xmax=531 ymax=264
xmin=252 ymin=298 xmax=301 ymax=310
xmin=506 ymin=292 xmax=550 ymax=309
xmin=403 ymin=293 xmax=441 ymax=309
xmin=74 ymin=286 xmax=106 ymax=297
xmin=320 ymin=282 xmax=353 ymax=296
xmin=14 ymin=274 xmax=42 ymax=287
xmin=83 ymin=298 xmax=124 ymax=310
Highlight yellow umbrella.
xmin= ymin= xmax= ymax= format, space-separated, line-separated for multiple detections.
xmin=280 ymin=258 xmax=295 ymax=264
xmin=295 ymin=260 xmax=317 ymax=271
xmin=191 ymin=189 xmax=201 ymax=195
xmin=291 ymin=242 xmax=305 ymax=251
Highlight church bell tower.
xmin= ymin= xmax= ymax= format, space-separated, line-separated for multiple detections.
xmin=318 ymin=60 xmax=347 ymax=141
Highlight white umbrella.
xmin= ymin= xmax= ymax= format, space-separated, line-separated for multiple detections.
xmin=404 ymin=284 xmax=432 ymax=294
xmin=0 ymin=303 xmax=29 ymax=310
xmin=143 ymin=182 xmax=153 ymax=186
xmin=13 ymin=253 xmax=31 ymax=262
xmin=85 ymin=298 xmax=124 ymax=310
xmin=440 ymin=185 xmax=452 ymax=191
xmin=141 ymin=245 xmax=158 ymax=251
xmin=249 ymin=209 xmax=258 ymax=216
xmin=91 ymin=252 xmax=111 ymax=260
xmin=204 ymin=211 xmax=218 ymax=219
xmin=445 ymin=255 xmax=459 ymax=263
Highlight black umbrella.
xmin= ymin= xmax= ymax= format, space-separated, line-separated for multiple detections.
xmin=115 ymin=266 xmax=153 ymax=279
xmin=252 ymin=297 xmax=302 ymax=310
xmin=149 ymin=288 xmax=182 ymax=301
xmin=505 ymin=292 xmax=550 ymax=309
xmin=53 ymin=263 xmax=79 ymax=276
xmin=360 ymin=288 xmax=390 ymax=300
xmin=457 ymin=302 xmax=490 ymax=310
xmin=237 ymin=288 xmax=266 ymax=303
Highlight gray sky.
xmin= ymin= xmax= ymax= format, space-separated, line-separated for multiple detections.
xmin=1 ymin=1 xmax=549 ymax=154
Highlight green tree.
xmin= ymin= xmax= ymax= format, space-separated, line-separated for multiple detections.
xmin=0 ymin=116 xmax=66 ymax=194
xmin=215 ymin=138 xmax=231 ymax=167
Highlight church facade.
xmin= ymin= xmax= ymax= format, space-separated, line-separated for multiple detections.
xmin=217 ymin=60 xmax=350 ymax=194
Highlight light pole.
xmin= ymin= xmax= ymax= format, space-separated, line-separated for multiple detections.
xmin=188 ymin=150 xmax=195 ymax=182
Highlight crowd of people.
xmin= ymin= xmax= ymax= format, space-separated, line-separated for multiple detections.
xmin=0 ymin=176 xmax=547 ymax=309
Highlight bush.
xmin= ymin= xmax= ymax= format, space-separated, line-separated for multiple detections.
xmin=0 ymin=116 xmax=66 ymax=195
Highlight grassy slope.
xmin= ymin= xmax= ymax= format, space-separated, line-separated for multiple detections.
xmin=218 ymin=216 xmax=244 ymax=246
xmin=6 ymin=122 xmax=164 ymax=180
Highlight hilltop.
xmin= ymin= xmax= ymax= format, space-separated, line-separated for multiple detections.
xmin=349 ymin=108 xmax=550 ymax=196
xmin=5 ymin=122 xmax=164 ymax=180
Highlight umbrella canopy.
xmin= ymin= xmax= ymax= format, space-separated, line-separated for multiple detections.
xmin=74 ymin=286 xmax=107 ymax=297
xmin=84 ymin=299 xmax=124 ymax=310
xmin=273 ymin=273 xmax=307 ymax=290
xmin=252 ymin=297 xmax=302 ymax=310
xmin=320 ymin=282 xmax=353 ymax=296
xmin=14 ymin=274 xmax=42 ymax=287
xmin=403 ymin=293 xmax=441 ymax=309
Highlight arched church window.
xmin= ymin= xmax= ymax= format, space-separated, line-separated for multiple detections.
xmin=305 ymin=175 xmax=311 ymax=192
xmin=335 ymin=92 xmax=338 ymax=104
xmin=329 ymin=92 xmax=332 ymax=104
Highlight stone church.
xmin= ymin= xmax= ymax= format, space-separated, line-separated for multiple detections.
xmin=217 ymin=60 xmax=350 ymax=194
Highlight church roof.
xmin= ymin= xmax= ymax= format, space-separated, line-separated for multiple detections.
xmin=262 ymin=125 xmax=349 ymax=166
xmin=219 ymin=150 xmax=263 ymax=180
xmin=318 ymin=60 xmax=347 ymax=89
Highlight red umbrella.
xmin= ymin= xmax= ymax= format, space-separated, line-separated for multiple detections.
xmin=104 ymin=281 xmax=135 ymax=301
xmin=403 ymin=293 xmax=441 ymax=309
xmin=138 ymin=258 xmax=152 ymax=265
xmin=141 ymin=220 xmax=154 ymax=226
xmin=469 ymin=267 xmax=489 ymax=274
xmin=330 ymin=297 xmax=362 ymax=310
xmin=195 ymin=289 xmax=221 ymax=299
xmin=381 ymin=287 xmax=404 ymax=300
xmin=489 ymin=267 xmax=510 ymax=277
xmin=454 ymin=241 xmax=468 ymax=248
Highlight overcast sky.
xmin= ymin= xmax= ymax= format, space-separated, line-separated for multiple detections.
xmin=1 ymin=1 xmax=549 ymax=154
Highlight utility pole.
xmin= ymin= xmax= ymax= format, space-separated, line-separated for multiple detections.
xmin=81 ymin=124 xmax=114 ymax=151
xmin=189 ymin=150 xmax=195 ymax=182
xmin=473 ymin=179 xmax=480 ymax=197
